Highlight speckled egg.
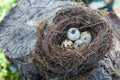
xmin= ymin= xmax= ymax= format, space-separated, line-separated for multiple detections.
xmin=61 ymin=39 xmax=73 ymax=49
xmin=73 ymin=39 xmax=85 ymax=49
xmin=67 ymin=28 xmax=81 ymax=41
xmin=80 ymin=31 xmax=92 ymax=44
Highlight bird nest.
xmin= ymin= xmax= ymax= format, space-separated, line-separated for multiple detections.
xmin=33 ymin=7 xmax=112 ymax=79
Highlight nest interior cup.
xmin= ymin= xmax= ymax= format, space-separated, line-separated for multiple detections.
xmin=33 ymin=6 xmax=112 ymax=79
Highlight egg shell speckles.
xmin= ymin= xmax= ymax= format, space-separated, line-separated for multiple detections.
xmin=73 ymin=39 xmax=84 ymax=49
xmin=67 ymin=28 xmax=81 ymax=41
xmin=61 ymin=39 xmax=73 ymax=49
xmin=80 ymin=31 xmax=92 ymax=45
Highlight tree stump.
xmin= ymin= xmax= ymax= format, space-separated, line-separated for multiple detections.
xmin=0 ymin=0 xmax=120 ymax=80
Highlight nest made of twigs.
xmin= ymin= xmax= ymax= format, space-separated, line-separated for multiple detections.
xmin=33 ymin=6 xmax=112 ymax=79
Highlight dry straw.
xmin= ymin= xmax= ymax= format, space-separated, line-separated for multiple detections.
xmin=33 ymin=6 xmax=112 ymax=79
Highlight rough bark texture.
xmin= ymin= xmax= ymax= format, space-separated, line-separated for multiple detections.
xmin=0 ymin=0 xmax=120 ymax=80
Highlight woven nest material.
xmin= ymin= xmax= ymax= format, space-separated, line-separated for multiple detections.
xmin=33 ymin=7 xmax=112 ymax=79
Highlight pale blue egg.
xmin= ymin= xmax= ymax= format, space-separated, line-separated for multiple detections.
xmin=67 ymin=28 xmax=81 ymax=41
xmin=80 ymin=31 xmax=92 ymax=44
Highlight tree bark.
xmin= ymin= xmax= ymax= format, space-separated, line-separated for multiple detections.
xmin=0 ymin=0 xmax=120 ymax=80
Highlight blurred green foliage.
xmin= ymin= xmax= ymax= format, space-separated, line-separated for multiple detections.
xmin=0 ymin=49 xmax=21 ymax=80
xmin=0 ymin=0 xmax=18 ymax=21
